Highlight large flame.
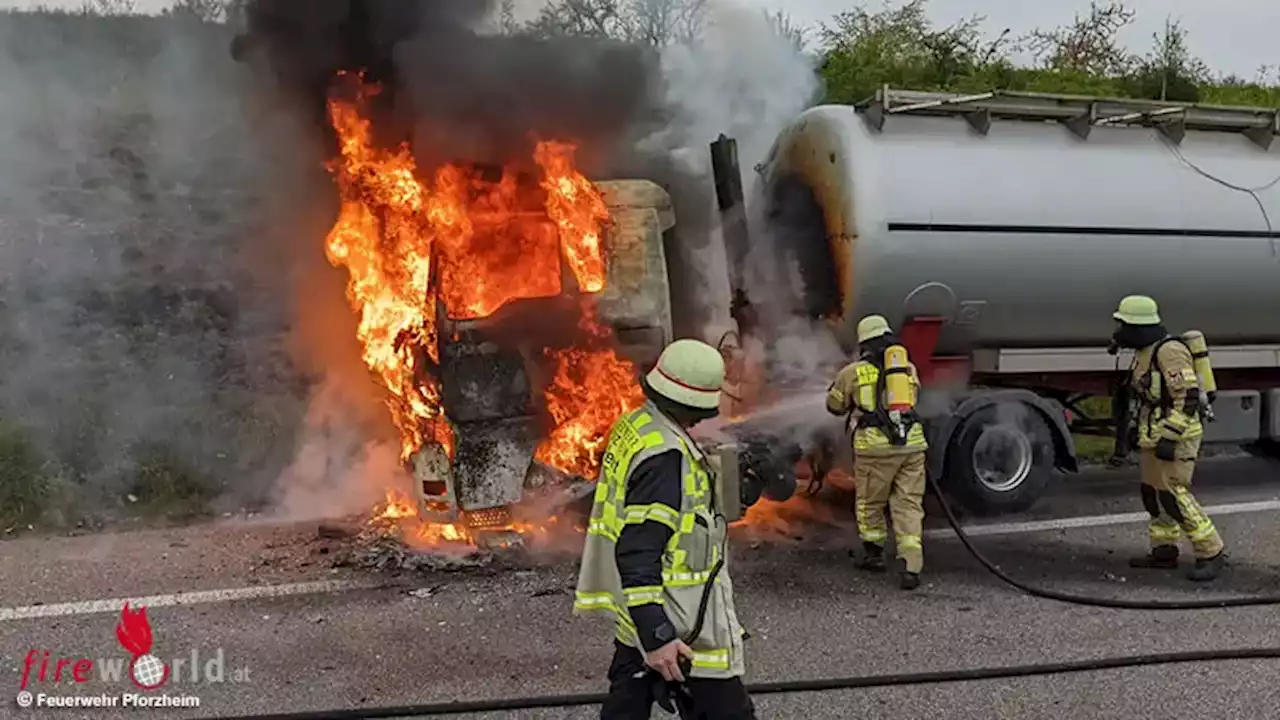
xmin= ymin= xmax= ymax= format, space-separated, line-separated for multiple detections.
xmin=534 ymin=306 xmax=646 ymax=478
xmin=323 ymin=75 xmax=643 ymax=544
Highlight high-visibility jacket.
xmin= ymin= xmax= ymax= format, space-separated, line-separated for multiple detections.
xmin=573 ymin=400 xmax=746 ymax=679
xmin=1129 ymin=339 xmax=1204 ymax=449
xmin=826 ymin=359 xmax=928 ymax=456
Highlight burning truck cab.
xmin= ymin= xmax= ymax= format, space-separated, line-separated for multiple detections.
xmin=416 ymin=178 xmax=680 ymax=536
xmin=320 ymin=79 xmax=698 ymax=544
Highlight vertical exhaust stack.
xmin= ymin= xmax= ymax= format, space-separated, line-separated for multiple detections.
xmin=709 ymin=134 xmax=758 ymax=417
xmin=710 ymin=134 xmax=753 ymax=337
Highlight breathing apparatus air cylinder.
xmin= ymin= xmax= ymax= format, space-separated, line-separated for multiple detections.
xmin=882 ymin=345 xmax=915 ymax=442
xmin=1181 ymin=330 xmax=1217 ymax=421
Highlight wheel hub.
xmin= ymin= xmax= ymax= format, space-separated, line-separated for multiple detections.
xmin=971 ymin=425 xmax=1034 ymax=493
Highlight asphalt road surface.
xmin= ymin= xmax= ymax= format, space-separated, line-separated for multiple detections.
xmin=3 ymin=455 xmax=1280 ymax=719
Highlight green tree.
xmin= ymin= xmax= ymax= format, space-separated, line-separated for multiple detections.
xmin=764 ymin=10 xmax=808 ymax=54
xmin=163 ymin=0 xmax=230 ymax=23
xmin=528 ymin=0 xmax=707 ymax=47
xmin=1021 ymin=1 xmax=1135 ymax=76
xmin=818 ymin=0 xmax=1009 ymax=103
xmin=80 ymin=0 xmax=137 ymax=15
xmin=816 ymin=0 xmax=1280 ymax=108
xmin=1123 ymin=17 xmax=1209 ymax=102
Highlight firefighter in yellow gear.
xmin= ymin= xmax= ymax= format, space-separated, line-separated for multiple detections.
xmin=1110 ymin=295 xmax=1227 ymax=581
xmin=575 ymin=339 xmax=756 ymax=719
xmin=826 ymin=315 xmax=929 ymax=590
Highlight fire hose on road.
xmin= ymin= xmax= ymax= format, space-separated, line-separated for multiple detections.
xmin=208 ymin=476 xmax=1280 ymax=719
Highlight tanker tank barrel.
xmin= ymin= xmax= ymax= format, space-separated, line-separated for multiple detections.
xmin=764 ymin=92 xmax=1280 ymax=354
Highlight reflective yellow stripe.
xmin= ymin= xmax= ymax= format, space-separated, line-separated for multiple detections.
xmin=576 ymin=592 xmax=640 ymax=645
xmin=615 ymin=624 xmax=640 ymax=646
xmin=623 ymin=585 xmax=665 ymax=607
xmin=854 ymin=425 xmax=928 ymax=452
xmin=587 ymin=519 xmax=619 ymax=540
xmin=601 ymin=500 xmax=620 ymax=536
xmin=856 ymin=500 xmax=887 ymax=541
xmin=691 ymin=649 xmax=730 ymax=670
xmin=856 ymin=363 xmax=878 ymax=385
xmin=1188 ymin=521 xmax=1218 ymax=542
xmin=1162 ymin=413 xmax=1189 ymax=438
xmin=1148 ymin=521 xmax=1181 ymax=543
xmin=855 ymin=362 xmax=879 ymax=413
xmin=575 ymin=592 xmax=631 ymax=623
xmin=623 ymin=503 xmax=680 ymax=531
xmin=662 ymin=569 xmax=712 ymax=587
xmin=896 ymin=533 xmax=922 ymax=550
xmin=678 ymin=513 xmax=695 ymax=533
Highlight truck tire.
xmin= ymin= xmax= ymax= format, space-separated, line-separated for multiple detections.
xmin=945 ymin=403 xmax=1058 ymax=516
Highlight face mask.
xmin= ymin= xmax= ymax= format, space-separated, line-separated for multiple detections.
xmin=1113 ymin=323 xmax=1156 ymax=349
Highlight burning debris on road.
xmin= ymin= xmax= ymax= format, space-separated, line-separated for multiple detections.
xmin=349 ymin=485 xmax=594 ymax=573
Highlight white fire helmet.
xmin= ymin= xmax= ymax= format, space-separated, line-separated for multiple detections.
xmin=645 ymin=339 xmax=725 ymax=410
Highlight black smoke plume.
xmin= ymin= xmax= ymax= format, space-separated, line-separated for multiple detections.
xmin=234 ymin=0 xmax=660 ymax=175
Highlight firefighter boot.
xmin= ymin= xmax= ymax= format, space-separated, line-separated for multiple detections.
xmin=1187 ymin=552 xmax=1226 ymax=582
xmin=899 ymin=571 xmax=920 ymax=591
xmin=1129 ymin=544 xmax=1179 ymax=569
xmin=853 ymin=542 xmax=886 ymax=572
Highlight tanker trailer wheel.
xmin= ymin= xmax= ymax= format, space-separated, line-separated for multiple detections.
xmin=945 ymin=403 xmax=1057 ymax=516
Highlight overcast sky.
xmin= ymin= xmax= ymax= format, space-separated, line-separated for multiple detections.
xmin=2 ymin=0 xmax=1276 ymax=79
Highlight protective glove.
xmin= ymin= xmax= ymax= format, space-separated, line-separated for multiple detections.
xmin=1154 ymin=437 xmax=1178 ymax=462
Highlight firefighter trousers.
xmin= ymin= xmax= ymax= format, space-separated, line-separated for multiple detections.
xmin=1139 ymin=436 xmax=1224 ymax=560
xmin=853 ymin=451 xmax=927 ymax=573
xmin=599 ymin=641 xmax=757 ymax=720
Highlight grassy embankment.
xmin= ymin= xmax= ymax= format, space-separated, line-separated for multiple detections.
xmin=1071 ymin=396 xmax=1116 ymax=462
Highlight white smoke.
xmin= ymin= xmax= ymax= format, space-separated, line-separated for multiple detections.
xmin=272 ymin=379 xmax=403 ymax=521
xmin=638 ymin=1 xmax=821 ymax=344
xmin=0 ymin=12 xmax=309 ymax=526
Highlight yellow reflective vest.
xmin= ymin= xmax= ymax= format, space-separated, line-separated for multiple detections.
xmin=826 ymin=359 xmax=928 ymax=456
xmin=573 ymin=400 xmax=746 ymax=679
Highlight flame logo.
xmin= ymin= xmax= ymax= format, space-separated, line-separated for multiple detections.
xmin=115 ymin=603 xmax=170 ymax=690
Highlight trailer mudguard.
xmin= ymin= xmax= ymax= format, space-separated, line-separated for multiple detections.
xmin=927 ymin=389 xmax=1078 ymax=481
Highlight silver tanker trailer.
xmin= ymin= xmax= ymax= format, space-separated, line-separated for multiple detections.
xmin=746 ymin=87 xmax=1280 ymax=515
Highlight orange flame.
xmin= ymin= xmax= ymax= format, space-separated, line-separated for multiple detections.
xmin=372 ymin=490 xmax=470 ymax=544
xmin=534 ymin=307 xmax=645 ymax=478
xmin=324 ymin=82 xmax=451 ymax=462
xmin=323 ymin=75 xmax=642 ymax=544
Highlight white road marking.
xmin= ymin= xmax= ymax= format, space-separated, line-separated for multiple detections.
xmin=924 ymin=499 xmax=1280 ymax=540
xmin=0 ymin=578 xmax=383 ymax=622
xmin=3 ymin=499 xmax=1278 ymax=621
